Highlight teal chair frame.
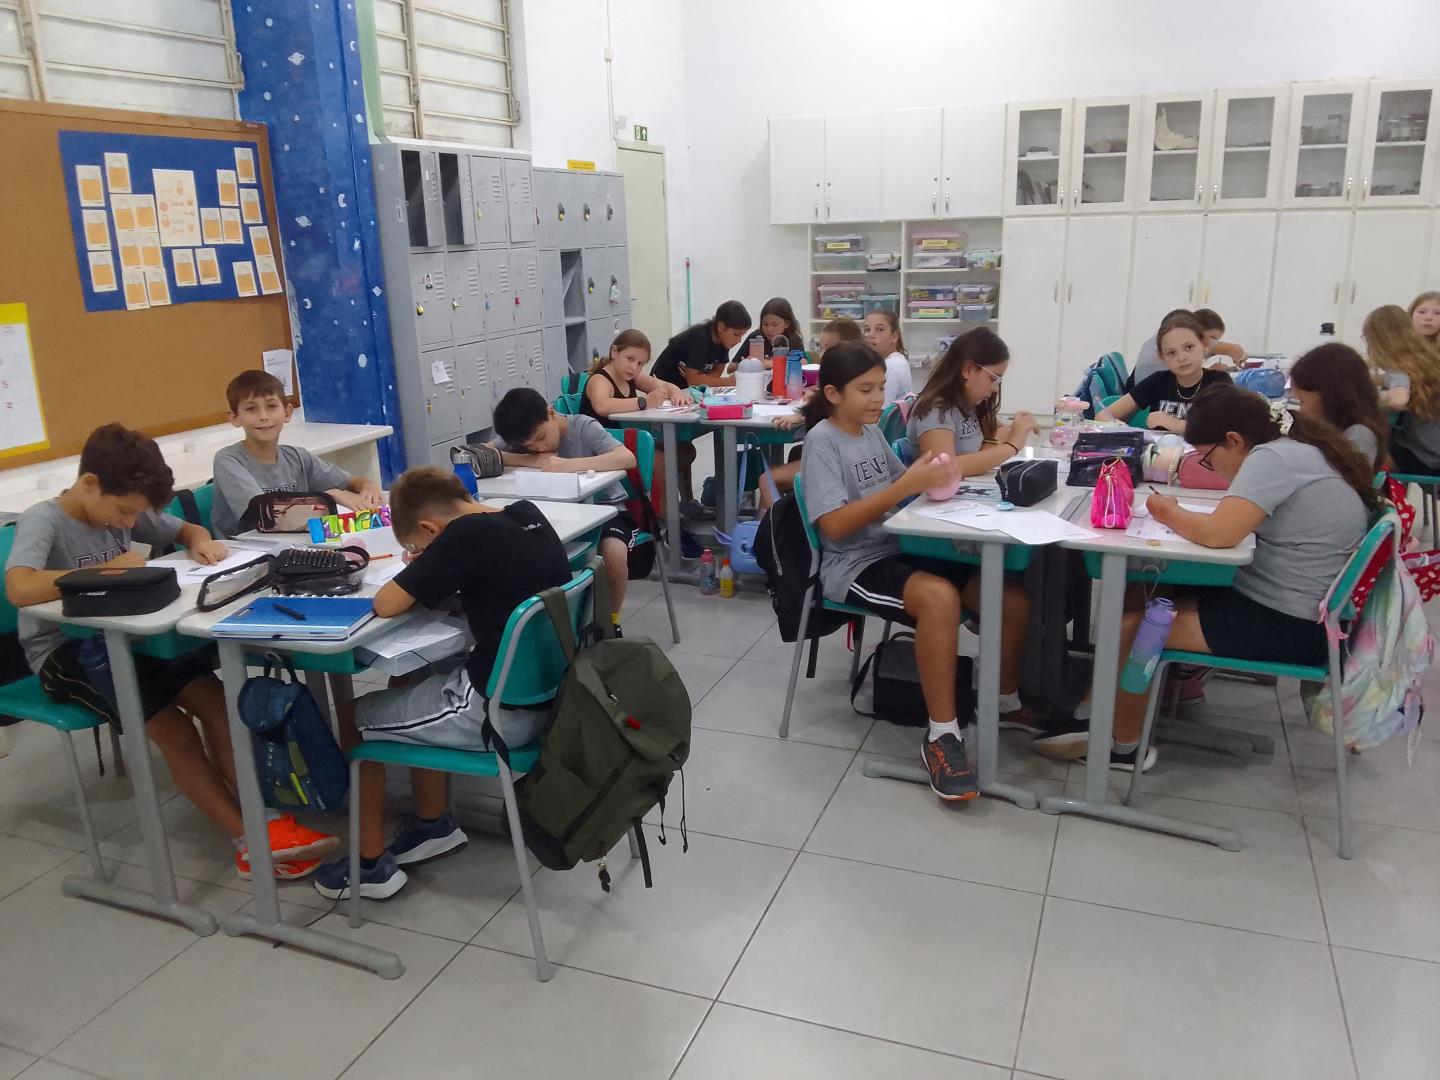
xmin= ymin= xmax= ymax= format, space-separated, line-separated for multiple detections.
xmin=1129 ymin=516 xmax=1399 ymax=860
xmin=606 ymin=426 xmax=680 ymax=643
xmin=164 ymin=482 xmax=216 ymax=537
xmin=346 ymin=567 xmax=607 ymax=981
xmin=878 ymin=401 xmax=907 ymax=443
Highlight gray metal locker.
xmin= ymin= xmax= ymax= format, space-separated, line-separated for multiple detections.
xmin=445 ymin=250 xmax=484 ymax=342
xmin=533 ymin=169 xmax=558 ymax=250
xmin=587 ymin=316 xmax=618 ymax=367
xmin=429 ymin=442 xmax=456 ymax=469
xmin=488 ymin=334 xmax=521 ymax=412
xmin=510 ymin=247 xmax=541 ymax=330
xmin=469 ymin=154 xmax=509 ymax=246
xmin=452 ymin=156 xmax=476 ymax=246
xmin=424 ymin=346 xmax=462 ymax=443
xmin=601 ymin=173 xmax=627 ymax=246
xmin=542 ymin=324 xmax=566 ymax=398
xmin=605 ymin=246 xmax=631 ymax=316
xmin=517 ymin=331 xmax=544 ymax=390
xmin=477 ymin=248 xmax=512 ymax=335
xmin=581 ymin=248 xmax=608 ymax=320
xmin=576 ymin=172 xmax=601 ymax=249
xmin=419 ymin=150 xmax=445 ymax=248
xmin=538 ymin=247 xmax=563 ymax=327
xmin=554 ymin=170 xmax=582 ymax=249
xmin=413 ymin=252 xmax=453 ymax=348
xmin=455 ymin=339 xmax=492 ymax=434
xmin=504 ymin=157 xmax=535 ymax=244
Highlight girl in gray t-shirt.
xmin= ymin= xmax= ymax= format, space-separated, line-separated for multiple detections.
xmin=1287 ymin=343 xmax=1389 ymax=471
xmin=799 ymin=342 xmax=1038 ymax=801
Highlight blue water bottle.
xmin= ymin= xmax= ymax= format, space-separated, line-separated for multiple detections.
xmin=1119 ymin=597 xmax=1175 ymax=694
xmin=450 ymin=447 xmax=479 ymax=497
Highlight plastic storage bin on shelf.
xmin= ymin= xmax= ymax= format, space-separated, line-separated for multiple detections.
xmin=964 ymin=248 xmax=1001 ymax=269
xmin=958 ymin=283 xmax=998 ymax=303
xmin=814 ymin=234 xmax=865 ymax=254
xmin=866 ymin=252 xmax=901 ymax=271
xmin=819 ymin=301 xmax=866 ymax=320
xmin=960 ymin=302 xmax=996 ymax=321
xmin=908 ymin=300 xmax=957 ymax=320
xmin=910 ymin=251 xmax=967 ymax=270
xmin=908 ymin=284 xmax=959 ymax=303
xmin=814 ymin=253 xmax=867 ymax=273
xmin=862 ymin=293 xmax=901 ymax=315
xmin=912 ymin=230 xmax=965 ymax=252
xmin=817 ymin=282 xmax=869 ymax=303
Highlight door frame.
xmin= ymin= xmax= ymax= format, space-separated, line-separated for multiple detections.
xmin=615 ymin=140 xmax=673 ymax=345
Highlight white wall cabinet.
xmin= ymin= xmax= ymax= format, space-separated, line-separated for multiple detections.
xmin=1429 ymin=210 xmax=1440 ymax=286
xmin=824 ymin=113 xmax=882 ymax=223
xmin=1283 ymin=81 xmax=1369 ymax=208
xmin=1208 ymin=88 xmax=1288 ymax=210
xmin=1346 ymin=209 xmax=1432 ymax=327
xmin=942 ymin=103 xmax=1005 ymax=218
xmin=1125 ymin=214 xmax=1204 ymax=353
xmin=998 ymin=217 xmax=1067 ymax=412
xmin=1057 ymin=216 xmax=1134 ymax=397
xmin=1197 ymin=211 xmax=1278 ymax=349
xmin=880 ymin=107 xmax=943 ymax=220
xmin=769 ymin=114 xmax=825 ymax=225
xmin=1359 ymin=80 xmax=1438 ymax=207
xmin=1138 ymin=92 xmax=1215 ymax=212
xmin=1005 ymin=99 xmax=1073 ymax=215
xmin=1267 ymin=211 xmax=1353 ymax=355
xmin=1069 ymin=96 xmax=1141 ymax=213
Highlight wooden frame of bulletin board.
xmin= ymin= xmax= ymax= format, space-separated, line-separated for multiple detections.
xmin=0 ymin=99 xmax=296 ymax=472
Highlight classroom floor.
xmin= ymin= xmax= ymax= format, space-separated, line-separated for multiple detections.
xmin=0 ymin=578 xmax=1437 ymax=1080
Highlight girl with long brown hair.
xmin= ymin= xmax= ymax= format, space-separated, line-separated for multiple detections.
xmin=1288 ymin=343 xmax=1389 ymax=470
xmin=1365 ymin=304 xmax=1440 ymax=473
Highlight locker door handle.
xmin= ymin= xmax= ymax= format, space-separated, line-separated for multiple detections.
xmin=1067 ymin=283 xmax=1074 ymax=303
xmin=1211 ymin=183 xmax=1219 ymax=201
xmin=945 ymin=192 xmax=950 ymax=213
xmin=931 ymin=191 xmax=937 ymax=214
xmin=1333 ymin=284 xmax=1340 ymax=304
xmin=1361 ymin=176 xmax=1370 ymax=201
xmin=1350 ymin=283 xmax=1357 ymax=303
xmin=416 ymin=304 xmax=424 ymax=316
xmin=451 ymin=299 xmax=460 ymax=310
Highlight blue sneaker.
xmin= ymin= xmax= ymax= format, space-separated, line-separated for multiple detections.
xmin=312 ymin=852 xmax=407 ymax=901
xmin=387 ymin=813 xmax=468 ymax=867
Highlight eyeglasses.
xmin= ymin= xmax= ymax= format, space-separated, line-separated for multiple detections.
xmin=968 ymin=365 xmax=1003 ymax=386
xmin=1196 ymin=445 xmax=1218 ymax=472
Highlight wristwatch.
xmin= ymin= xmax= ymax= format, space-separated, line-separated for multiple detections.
xmin=636 ymin=396 xmax=648 ymax=410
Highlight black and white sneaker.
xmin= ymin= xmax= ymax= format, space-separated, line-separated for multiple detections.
xmin=1028 ymin=713 xmax=1092 ymax=760
xmin=1079 ymin=744 xmax=1158 ymax=774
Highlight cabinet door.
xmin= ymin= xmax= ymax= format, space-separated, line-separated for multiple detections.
xmin=1359 ymin=80 xmax=1438 ymax=207
xmin=423 ymin=346 xmax=461 ymax=442
xmin=1283 ymin=81 xmax=1368 ymax=208
xmin=532 ymin=169 xmax=558 ymax=250
xmin=587 ymin=317 xmax=618 ymax=368
xmin=477 ymin=249 xmax=511 ymax=335
xmin=607 ymin=244 xmax=630 ymax=314
xmin=824 ymin=112 xmax=882 ymax=222
xmin=997 ymin=217 xmax=1067 ymax=412
xmin=1266 ymin=211 xmax=1352 ymax=355
xmin=539 ymin=247 xmax=563 ymax=327
xmin=413 ymin=252 xmax=452 ymax=348
xmin=1198 ymin=211 xmax=1278 ymax=349
xmin=1005 ymin=99 xmax=1073 ymax=215
xmin=487 ymin=334 xmax=520 ymax=411
xmin=1429 ymin=210 xmax=1440 ymax=289
xmin=769 ymin=115 xmax=825 ymax=225
xmin=1058 ymin=216 xmax=1134 ymax=399
xmin=879 ymin=107 xmax=943 ymax=220
xmin=518 ymin=331 xmax=545 ymax=390
xmin=510 ymin=247 xmax=541 ymax=330
xmin=418 ymin=150 xmax=445 ymax=247
xmin=445 ymin=250 xmax=484 ymax=343
xmin=576 ymin=172 xmax=605 ymax=248
xmin=542 ymin=325 xmax=566 ymax=399
xmin=1345 ymin=210 xmax=1432 ymax=335
xmin=1208 ymin=88 xmax=1288 ymax=210
xmin=455 ymin=340 xmax=492 ymax=435
xmin=1069 ymin=96 xmax=1141 ymax=213
xmin=504 ymin=156 xmax=535 ymax=244
xmin=1125 ymin=214 xmax=1203 ymax=356
xmin=1138 ymin=93 xmax=1214 ymax=211
xmin=453 ymin=156 xmax=476 ymax=246
xmin=554 ymin=171 xmax=583 ymax=249
xmin=941 ymin=103 xmax=1005 ymax=218
xmin=468 ymin=154 xmax=509 ymax=246
xmin=601 ymin=173 xmax=627 ymax=246
xmin=582 ymin=248 xmax=607 ymax=320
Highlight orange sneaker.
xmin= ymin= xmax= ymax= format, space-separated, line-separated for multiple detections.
xmin=267 ymin=814 xmax=340 ymax=862
xmin=235 ymin=853 xmax=322 ymax=881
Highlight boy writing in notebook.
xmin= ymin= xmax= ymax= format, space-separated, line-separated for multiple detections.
xmin=3 ymin=423 xmax=337 ymax=878
xmin=210 ymin=370 xmax=383 ymax=538
xmin=313 ymin=467 xmax=571 ymax=900
xmin=490 ymin=387 xmax=640 ymax=624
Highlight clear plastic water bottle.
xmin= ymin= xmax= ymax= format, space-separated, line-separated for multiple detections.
xmin=1119 ymin=597 xmax=1176 ymax=694
xmin=718 ymin=556 xmax=735 ymax=598
xmin=698 ymin=549 xmax=719 ymax=595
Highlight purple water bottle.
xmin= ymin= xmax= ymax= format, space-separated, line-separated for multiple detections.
xmin=1119 ymin=597 xmax=1175 ymax=694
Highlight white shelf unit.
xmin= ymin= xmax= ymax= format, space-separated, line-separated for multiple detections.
xmin=807 ymin=219 xmax=1003 ymax=370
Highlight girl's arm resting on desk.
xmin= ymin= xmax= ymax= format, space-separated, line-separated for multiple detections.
xmin=586 ymin=379 xmax=642 ymax=416
xmin=680 ymin=365 xmax=733 ymax=387
xmin=1148 ymin=493 xmax=1265 ymax=548
xmin=1096 ymin=394 xmax=1138 ymax=423
xmin=372 ymin=580 xmax=417 ymax=619
xmin=815 ymin=453 xmax=947 ymax=542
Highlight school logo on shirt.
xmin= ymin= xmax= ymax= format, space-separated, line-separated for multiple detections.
xmin=953 ymin=413 xmax=982 ymax=441
xmin=851 ymin=455 xmax=892 ymax=488
xmin=261 ymin=482 xmax=300 ymax=494
xmin=1156 ymin=399 xmax=1194 ymax=419
xmin=75 ymin=543 xmax=126 ymax=568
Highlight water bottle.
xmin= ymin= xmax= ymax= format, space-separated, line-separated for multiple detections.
xmin=786 ymin=351 xmax=804 ymax=400
xmin=748 ymin=333 xmax=765 ymax=361
xmin=718 ymin=556 xmax=735 ymax=598
xmin=1119 ymin=597 xmax=1176 ymax=694
xmin=450 ymin=447 xmax=479 ymax=497
xmin=770 ymin=335 xmax=789 ymax=398
xmin=698 ymin=549 xmax=718 ymax=595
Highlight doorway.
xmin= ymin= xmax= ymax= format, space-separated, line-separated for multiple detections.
xmin=616 ymin=142 xmax=672 ymax=353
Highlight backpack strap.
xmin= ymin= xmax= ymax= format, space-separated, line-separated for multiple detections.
xmin=540 ymin=586 xmax=579 ymax=661
xmin=631 ymin=820 xmax=653 ymax=888
xmin=620 ymin=428 xmax=659 ymax=534
xmin=174 ymin=487 xmax=202 ymax=528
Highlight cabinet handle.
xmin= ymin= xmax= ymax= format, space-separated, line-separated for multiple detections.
xmin=1057 ymin=185 xmax=1065 ymax=205
xmin=451 ymin=299 xmax=460 ymax=310
xmin=1195 ymin=184 xmax=1203 ymax=203
xmin=1333 ymin=284 xmax=1340 ymax=304
xmin=826 ymin=199 xmax=831 ymax=218
xmin=1187 ymin=283 xmax=1194 ymax=303
xmin=1072 ymin=187 xmax=1079 ymax=207
xmin=814 ymin=201 xmax=819 ymax=220
xmin=1351 ymin=283 xmax=1357 ymax=304
xmin=1067 ymin=283 xmax=1074 ymax=303
xmin=1362 ymin=176 xmax=1370 ymax=201
xmin=1345 ymin=176 xmax=1353 ymax=197
xmin=945 ymin=192 xmax=950 ymax=213
xmin=1211 ymin=183 xmax=1219 ymax=201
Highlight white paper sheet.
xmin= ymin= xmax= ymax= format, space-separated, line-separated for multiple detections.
xmin=1124 ymin=500 xmax=1216 ymax=542
xmin=363 ymin=558 xmax=405 ymax=585
xmin=358 ymin=614 xmax=468 ymax=676
xmin=177 ymin=549 xmax=270 ymax=582
xmin=263 ymin=348 xmax=295 ymax=394
xmin=910 ymin=501 xmax=1096 ymax=545
xmin=750 ymin=403 xmax=798 ymax=418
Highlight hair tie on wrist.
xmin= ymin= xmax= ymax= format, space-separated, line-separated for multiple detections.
xmin=1003 ymin=440 xmax=1019 ymax=453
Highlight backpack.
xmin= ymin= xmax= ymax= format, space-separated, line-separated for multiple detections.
xmin=1309 ymin=510 xmax=1435 ymax=751
xmin=754 ymin=492 xmax=850 ymax=643
xmin=616 ymin=427 xmax=659 ymax=579
xmin=1073 ymin=352 xmax=1128 ymax=419
xmin=512 ymin=589 xmax=691 ymax=891
xmin=238 ymin=654 xmax=349 ymax=812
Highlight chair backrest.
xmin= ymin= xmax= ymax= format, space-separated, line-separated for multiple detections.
xmin=1325 ymin=513 xmax=1399 ymax=623
xmin=878 ymin=402 xmax=906 ymax=443
xmin=164 ymin=483 xmax=216 ymax=535
xmin=554 ymin=372 xmax=590 ymax=416
xmin=553 ymin=392 xmax=582 ymax=416
xmin=0 ymin=524 xmax=18 ymax=635
xmin=606 ymin=426 xmax=655 ymax=498
xmin=791 ymin=475 xmax=823 ymax=576
xmin=484 ymin=567 xmax=595 ymax=706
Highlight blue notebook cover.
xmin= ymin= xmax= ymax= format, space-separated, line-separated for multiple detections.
xmin=212 ymin=596 xmax=376 ymax=640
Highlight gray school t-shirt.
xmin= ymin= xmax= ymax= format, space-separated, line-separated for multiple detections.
xmin=906 ymin=405 xmax=984 ymax=456
xmin=496 ymin=413 xmax=626 ymax=505
xmin=1343 ymin=423 xmax=1379 ymax=467
xmin=4 ymin=499 xmax=184 ymax=671
xmin=1226 ymin=439 xmax=1368 ymax=621
xmin=800 ymin=419 xmax=904 ymax=602
xmin=211 ymin=443 xmax=351 ymax=537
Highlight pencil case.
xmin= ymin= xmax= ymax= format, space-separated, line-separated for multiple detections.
xmin=700 ymin=402 xmax=753 ymax=420
xmin=1067 ymin=431 xmax=1145 ymax=488
xmin=58 ymin=565 xmax=179 ymax=617
xmin=995 ymin=459 xmax=1057 ymax=507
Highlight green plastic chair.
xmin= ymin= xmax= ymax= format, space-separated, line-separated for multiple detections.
xmin=1098 ymin=393 xmax=1150 ymax=430
xmin=0 ymin=524 xmax=112 ymax=883
xmin=606 ymin=427 xmax=680 ymax=643
xmin=878 ymin=401 xmax=907 ymax=443
xmin=553 ymin=372 xmax=590 ymax=416
xmin=346 ymin=567 xmax=602 ymax=981
xmin=164 ymin=482 xmax=216 ymax=536
xmin=1128 ymin=515 xmax=1399 ymax=860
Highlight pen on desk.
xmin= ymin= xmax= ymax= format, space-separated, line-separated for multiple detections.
xmin=273 ymin=603 xmax=308 ymax=621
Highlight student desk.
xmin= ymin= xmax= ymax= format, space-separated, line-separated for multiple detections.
xmin=24 ymin=552 xmax=221 ymax=938
xmin=184 ymin=502 xmax=617 ymax=979
xmin=469 ymin=469 xmax=626 ymax=503
xmin=608 ymin=408 xmax=705 ymax=573
xmin=702 ymin=405 xmax=800 ymax=537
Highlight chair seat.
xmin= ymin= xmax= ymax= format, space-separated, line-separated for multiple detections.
xmin=349 ymin=739 xmax=540 ymax=777
xmin=1161 ymin=649 xmax=1326 ymax=683
xmin=0 ymin=676 xmax=105 ymax=732
xmin=821 ymin=598 xmax=873 ymax=618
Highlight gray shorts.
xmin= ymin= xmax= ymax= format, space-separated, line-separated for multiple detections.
xmin=355 ymin=657 xmax=549 ymax=751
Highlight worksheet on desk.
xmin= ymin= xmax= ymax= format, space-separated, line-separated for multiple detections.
xmin=1125 ymin=501 xmax=1215 ymax=541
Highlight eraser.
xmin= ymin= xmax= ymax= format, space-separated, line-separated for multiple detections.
xmin=997 ymin=500 xmax=1015 ymax=511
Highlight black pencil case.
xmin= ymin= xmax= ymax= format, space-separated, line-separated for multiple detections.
xmin=995 ymin=459 xmax=1058 ymax=507
xmin=57 ymin=565 xmax=179 ymax=617
xmin=1067 ymin=431 xmax=1145 ymax=487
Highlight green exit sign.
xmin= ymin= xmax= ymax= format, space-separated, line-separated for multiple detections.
xmin=633 ymin=124 xmax=648 ymax=142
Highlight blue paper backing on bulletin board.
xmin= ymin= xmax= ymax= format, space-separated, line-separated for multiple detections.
xmin=58 ymin=130 xmax=275 ymax=313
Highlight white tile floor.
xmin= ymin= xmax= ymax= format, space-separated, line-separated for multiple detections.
xmin=1 ymin=578 xmax=1437 ymax=1079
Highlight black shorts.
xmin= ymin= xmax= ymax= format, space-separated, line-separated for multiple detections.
xmin=1389 ymin=442 xmax=1439 ymax=476
xmin=1194 ymin=588 xmax=1327 ymax=667
xmin=599 ymin=508 xmax=656 ymax=580
xmin=845 ymin=555 xmax=975 ymax=622
xmin=39 ymin=637 xmax=217 ymax=728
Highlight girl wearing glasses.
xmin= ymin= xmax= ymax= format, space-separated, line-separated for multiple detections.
xmin=905 ymin=327 xmax=1037 ymax=473
xmin=1100 ymin=312 xmax=1232 ymax=434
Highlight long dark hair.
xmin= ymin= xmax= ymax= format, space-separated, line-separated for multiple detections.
xmin=911 ymin=326 xmax=1009 ymax=440
xmin=1185 ymin=385 xmax=1379 ymax=511
xmin=1289 ymin=343 xmax=1388 ymax=469
xmin=759 ymin=297 xmax=804 ymax=350
xmin=801 ymin=342 xmax=885 ymax=429
xmin=710 ymin=300 xmax=751 ymax=334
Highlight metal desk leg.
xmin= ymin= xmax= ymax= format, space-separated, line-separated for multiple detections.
xmin=216 ymin=641 xmax=404 ymax=979
xmin=60 ymin=629 xmax=217 ymax=936
xmin=1038 ymin=553 xmax=1242 ymax=851
xmin=662 ymin=425 xmax=682 ymax=572
xmin=720 ymin=426 xmax=738 ymax=537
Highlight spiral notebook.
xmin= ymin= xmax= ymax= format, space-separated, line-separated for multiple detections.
xmin=211 ymin=596 xmax=376 ymax=640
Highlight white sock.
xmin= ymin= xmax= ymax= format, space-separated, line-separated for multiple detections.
xmin=998 ymin=691 xmax=1021 ymax=714
xmin=1113 ymin=739 xmax=1138 ymax=754
xmin=1074 ymin=701 xmax=1092 ymax=721
xmin=928 ymin=719 xmax=961 ymax=742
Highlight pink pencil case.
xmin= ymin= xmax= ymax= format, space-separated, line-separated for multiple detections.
xmin=700 ymin=402 xmax=753 ymax=420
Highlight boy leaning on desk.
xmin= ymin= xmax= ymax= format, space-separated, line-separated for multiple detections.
xmin=2 ymin=423 xmax=339 ymax=878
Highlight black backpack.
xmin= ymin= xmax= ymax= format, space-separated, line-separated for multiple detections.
xmin=754 ymin=493 xmax=849 ymax=643
xmin=238 ymin=655 xmax=349 ymax=813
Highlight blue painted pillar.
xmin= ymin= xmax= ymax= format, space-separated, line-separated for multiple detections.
xmin=231 ymin=1 xmax=405 ymax=478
